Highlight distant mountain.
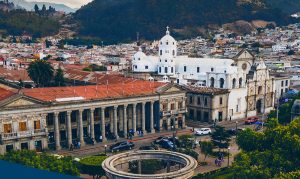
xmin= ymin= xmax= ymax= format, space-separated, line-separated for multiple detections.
xmin=10 ymin=0 xmax=75 ymax=13
xmin=74 ymin=0 xmax=298 ymax=44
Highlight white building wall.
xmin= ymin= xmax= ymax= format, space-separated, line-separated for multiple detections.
xmin=227 ymin=88 xmax=247 ymax=120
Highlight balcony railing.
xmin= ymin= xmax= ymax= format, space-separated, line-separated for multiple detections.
xmin=0 ymin=129 xmax=47 ymax=141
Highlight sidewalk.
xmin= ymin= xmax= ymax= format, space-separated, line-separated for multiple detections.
xmin=52 ymin=129 xmax=193 ymax=157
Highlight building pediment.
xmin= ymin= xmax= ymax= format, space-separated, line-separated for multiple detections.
xmin=235 ymin=49 xmax=254 ymax=60
xmin=157 ymin=84 xmax=183 ymax=94
xmin=0 ymin=95 xmax=45 ymax=108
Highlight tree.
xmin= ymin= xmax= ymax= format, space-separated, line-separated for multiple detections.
xmin=231 ymin=118 xmax=300 ymax=178
xmin=79 ymin=156 xmax=107 ymax=179
xmin=200 ymin=141 xmax=213 ymax=161
xmin=0 ymin=150 xmax=79 ymax=176
xmin=34 ymin=4 xmax=39 ymax=14
xmin=41 ymin=4 xmax=47 ymax=15
xmin=210 ymin=126 xmax=231 ymax=151
xmin=54 ymin=68 xmax=65 ymax=87
xmin=27 ymin=60 xmax=54 ymax=87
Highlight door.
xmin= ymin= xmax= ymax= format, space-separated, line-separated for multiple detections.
xmin=218 ymin=112 xmax=223 ymax=122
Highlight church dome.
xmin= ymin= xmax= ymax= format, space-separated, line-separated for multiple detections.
xmin=133 ymin=47 xmax=146 ymax=61
xmin=159 ymin=26 xmax=177 ymax=58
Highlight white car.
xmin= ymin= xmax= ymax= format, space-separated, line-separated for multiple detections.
xmin=194 ymin=128 xmax=212 ymax=135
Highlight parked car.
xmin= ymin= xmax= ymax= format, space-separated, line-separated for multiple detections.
xmin=154 ymin=136 xmax=168 ymax=144
xmin=194 ymin=128 xmax=212 ymax=135
xmin=245 ymin=116 xmax=259 ymax=125
xmin=159 ymin=139 xmax=175 ymax=150
xmin=110 ymin=141 xmax=134 ymax=152
xmin=167 ymin=136 xmax=180 ymax=146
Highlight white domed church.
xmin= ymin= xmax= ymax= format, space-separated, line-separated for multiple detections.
xmin=132 ymin=27 xmax=275 ymax=121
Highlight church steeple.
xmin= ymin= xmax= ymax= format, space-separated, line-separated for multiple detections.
xmin=166 ymin=26 xmax=170 ymax=35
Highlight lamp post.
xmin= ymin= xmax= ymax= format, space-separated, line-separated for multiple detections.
xmin=104 ymin=144 xmax=107 ymax=155
xmin=235 ymin=121 xmax=238 ymax=136
xmin=227 ymin=147 xmax=230 ymax=167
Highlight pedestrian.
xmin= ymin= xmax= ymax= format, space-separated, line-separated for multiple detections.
xmin=99 ymin=135 xmax=103 ymax=142
xmin=91 ymin=138 xmax=95 ymax=145
xmin=69 ymin=144 xmax=74 ymax=151
xmin=230 ymin=116 xmax=232 ymax=121
xmin=78 ymin=141 xmax=81 ymax=149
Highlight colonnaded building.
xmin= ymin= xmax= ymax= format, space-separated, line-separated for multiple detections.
xmin=0 ymin=81 xmax=186 ymax=154
xmin=132 ymin=27 xmax=276 ymax=121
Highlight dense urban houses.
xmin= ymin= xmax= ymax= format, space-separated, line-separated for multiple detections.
xmin=132 ymin=27 xmax=278 ymax=121
xmin=0 ymin=81 xmax=186 ymax=154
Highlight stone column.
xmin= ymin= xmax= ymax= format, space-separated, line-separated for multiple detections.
xmin=109 ymin=108 xmax=113 ymax=132
xmin=182 ymin=115 xmax=186 ymax=128
xmin=54 ymin=112 xmax=61 ymax=150
xmin=150 ymin=101 xmax=155 ymax=133
xmin=78 ymin=109 xmax=85 ymax=146
xmin=90 ymin=108 xmax=95 ymax=140
xmin=113 ymin=106 xmax=119 ymax=139
xmin=132 ymin=103 xmax=137 ymax=136
xmin=142 ymin=102 xmax=146 ymax=132
xmin=123 ymin=105 xmax=128 ymax=138
xmin=101 ymin=107 xmax=107 ymax=142
xmin=67 ymin=111 xmax=72 ymax=147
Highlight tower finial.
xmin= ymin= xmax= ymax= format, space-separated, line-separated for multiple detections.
xmin=166 ymin=26 xmax=170 ymax=35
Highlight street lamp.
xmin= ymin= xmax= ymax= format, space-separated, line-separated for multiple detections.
xmin=104 ymin=144 xmax=107 ymax=155
xmin=235 ymin=121 xmax=238 ymax=136
xmin=227 ymin=147 xmax=230 ymax=167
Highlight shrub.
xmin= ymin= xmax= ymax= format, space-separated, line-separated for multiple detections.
xmin=79 ymin=155 xmax=107 ymax=179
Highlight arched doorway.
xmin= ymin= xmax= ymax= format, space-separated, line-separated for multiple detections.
xmin=256 ymin=99 xmax=263 ymax=114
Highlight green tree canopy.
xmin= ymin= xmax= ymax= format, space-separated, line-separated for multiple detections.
xmin=211 ymin=126 xmax=231 ymax=150
xmin=27 ymin=59 xmax=54 ymax=87
xmin=79 ymin=155 xmax=107 ymax=179
xmin=54 ymin=68 xmax=65 ymax=87
xmin=200 ymin=141 xmax=213 ymax=161
xmin=232 ymin=118 xmax=300 ymax=178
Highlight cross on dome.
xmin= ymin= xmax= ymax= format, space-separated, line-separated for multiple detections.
xmin=166 ymin=26 xmax=170 ymax=35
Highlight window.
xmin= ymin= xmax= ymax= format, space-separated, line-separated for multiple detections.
xmin=210 ymin=77 xmax=215 ymax=87
xmin=172 ymin=50 xmax=175 ymax=56
xmin=134 ymin=65 xmax=137 ymax=69
xmin=171 ymin=103 xmax=175 ymax=110
xmin=163 ymin=104 xmax=167 ymax=111
xmin=197 ymin=111 xmax=202 ymax=121
xmin=145 ymin=65 xmax=148 ymax=69
xmin=286 ymin=80 xmax=288 ymax=86
xmin=159 ymin=67 xmax=161 ymax=73
xmin=211 ymin=68 xmax=214 ymax=72
xmin=184 ymin=66 xmax=187 ymax=72
xmin=165 ymin=67 xmax=168 ymax=73
xmin=177 ymin=79 xmax=179 ymax=84
xmin=190 ymin=96 xmax=193 ymax=104
xmin=204 ymin=98 xmax=208 ymax=106
xmin=189 ymin=109 xmax=194 ymax=120
xmin=197 ymin=97 xmax=201 ymax=105
xmin=178 ymin=101 xmax=183 ymax=109
xmin=165 ymin=60 xmax=167 ymax=62
xmin=19 ymin=122 xmax=27 ymax=132
xmin=59 ymin=113 xmax=65 ymax=124
xmin=171 ymin=67 xmax=174 ymax=73
xmin=232 ymin=78 xmax=236 ymax=88
xmin=239 ymin=78 xmax=243 ymax=88
xmin=220 ymin=78 xmax=224 ymax=88
xmin=3 ymin=124 xmax=12 ymax=133
xmin=281 ymin=81 xmax=284 ymax=87
xmin=197 ymin=67 xmax=200 ymax=73
xmin=166 ymin=42 xmax=169 ymax=45
xmin=160 ymin=50 xmax=162 ymax=55
xmin=258 ymin=86 xmax=263 ymax=94
xmin=220 ymin=97 xmax=223 ymax=105
xmin=138 ymin=58 xmax=140 ymax=60
xmin=34 ymin=120 xmax=41 ymax=130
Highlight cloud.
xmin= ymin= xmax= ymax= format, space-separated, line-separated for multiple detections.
xmin=26 ymin=0 xmax=92 ymax=9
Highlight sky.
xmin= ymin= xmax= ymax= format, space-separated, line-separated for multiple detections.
xmin=26 ymin=0 xmax=92 ymax=9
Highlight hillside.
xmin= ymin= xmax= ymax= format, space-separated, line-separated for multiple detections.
xmin=73 ymin=0 xmax=298 ymax=44
xmin=0 ymin=9 xmax=60 ymax=38
xmin=265 ymin=0 xmax=300 ymax=14
xmin=10 ymin=0 xmax=75 ymax=13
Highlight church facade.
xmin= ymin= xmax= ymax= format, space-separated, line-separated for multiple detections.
xmin=132 ymin=28 xmax=275 ymax=122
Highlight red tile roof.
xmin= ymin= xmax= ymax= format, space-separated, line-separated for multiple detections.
xmin=21 ymin=81 xmax=165 ymax=102
xmin=0 ymin=87 xmax=16 ymax=101
xmin=0 ymin=67 xmax=32 ymax=82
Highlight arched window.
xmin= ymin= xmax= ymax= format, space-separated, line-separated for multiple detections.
xmin=203 ymin=80 xmax=206 ymax=86
xmin=160 ymin=50 xmax=162 ymax=55
xmin=219 ymin=78 xmax=225 ymax=88
xmin=239 ymin=78 xmax=243 ymax=88
xmin=210 ymin=77 xmax=215 ymax=87
xmin=232 ymin=78 xmax=236 ymax=88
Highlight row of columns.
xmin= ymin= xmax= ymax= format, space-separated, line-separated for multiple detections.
xmin=52 ymin=101 xmax=156 ymax=150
